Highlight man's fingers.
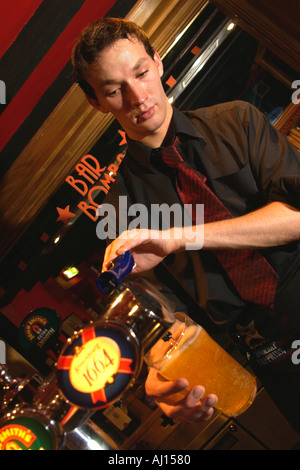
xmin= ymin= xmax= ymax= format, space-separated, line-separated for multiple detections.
xmin=184 ymin=386 xmax=206 ymax=408
xmin=181 ymin=403 xmax=215 ymax=423
xmin=152 ymin=382 xmax=218 ymax=423
xmin=181 ymin=393 xmax=218 ymax=423
xmin=156 ymin=394 xmax=216 ymax=422
xmin=101 ymin=230 xmax=146 ymax=271
xmin=145 ymin=370 xmax=189 ymax=399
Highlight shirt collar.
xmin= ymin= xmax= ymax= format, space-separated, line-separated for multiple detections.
xmin=126 ymin=107 xmax=203 ymax=172
xmin=173 ymin=107 xmax=202 ymax=139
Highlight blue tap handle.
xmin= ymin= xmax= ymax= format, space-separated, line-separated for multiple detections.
xmin=97 ymin=252 xmax=135 ymax=294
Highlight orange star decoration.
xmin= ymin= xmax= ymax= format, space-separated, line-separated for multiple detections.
xmin=118 ymin=130 xmax=127 ymax=146
xmin=56 ymin=205 xmax=76 ymax=225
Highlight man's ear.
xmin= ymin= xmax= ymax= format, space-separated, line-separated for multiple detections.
xmin=153 ymin=51 xmax=164 ymax=78
xmin=86 ymin=96 xmax=108 ymax=113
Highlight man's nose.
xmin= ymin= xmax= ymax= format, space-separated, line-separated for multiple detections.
xmin=127 ymin=83 xmax=148 ymax=107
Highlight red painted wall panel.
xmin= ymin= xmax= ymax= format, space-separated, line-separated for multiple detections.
xmin=0 ymin=0 xmax=44 ymax=58
xmin=0 ymin=0 xmax=117 ymax=152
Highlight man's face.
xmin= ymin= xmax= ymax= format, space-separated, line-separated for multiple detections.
xmin=84 ymin=38 xmax=173 ymax=147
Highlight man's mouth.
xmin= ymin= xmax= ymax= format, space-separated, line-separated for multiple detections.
xmin=136 ymin=106 xmax=155 ymax=123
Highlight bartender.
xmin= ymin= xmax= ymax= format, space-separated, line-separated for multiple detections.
xmin=72 ymin=18 xmax=300 ymax=432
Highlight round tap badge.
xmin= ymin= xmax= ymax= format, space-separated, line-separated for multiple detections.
xmin=19 ymin=307 xmax=60 ymax=351
xmin=57 ymin=322 xmax=140 ymax=410
xmin=0 ymin=413 xmax=59 ymax=450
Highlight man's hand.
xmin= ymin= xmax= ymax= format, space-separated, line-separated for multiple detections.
xmin=145 ymin=368 xmax=218 ymax=423
xmin=102 ymin=228 xmax=184 ymax=274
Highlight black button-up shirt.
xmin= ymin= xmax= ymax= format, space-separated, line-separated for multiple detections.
xmin=104 ymin=101 xmax=300 ymax=328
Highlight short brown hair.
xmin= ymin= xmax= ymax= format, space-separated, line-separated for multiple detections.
xmin=72 ymin=18 xmax=155 ymax=99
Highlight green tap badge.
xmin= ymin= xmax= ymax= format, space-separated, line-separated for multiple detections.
xmin=0 ymin=413 xmax=59 ymax=450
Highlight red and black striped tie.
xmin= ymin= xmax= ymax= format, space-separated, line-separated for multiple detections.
xmin=161 ymin=137 xmax=279 ymax=308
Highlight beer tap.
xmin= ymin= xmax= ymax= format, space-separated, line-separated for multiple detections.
xmin=56 ymin=251 xmax=175 ymax=412
xmin=0 ymin=365 xmax=43 ymax=418
xmin=0 ymin=252 xmax=176 ymax=450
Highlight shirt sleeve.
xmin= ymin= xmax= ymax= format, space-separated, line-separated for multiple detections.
xmin=239 ymin=102 xmax=300 ymax=210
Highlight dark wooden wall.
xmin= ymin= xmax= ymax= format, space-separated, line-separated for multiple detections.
xmin=211 ymin=0 xmax=300 ymax=73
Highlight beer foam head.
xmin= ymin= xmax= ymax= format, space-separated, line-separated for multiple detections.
xmin=177 ymin=325 xmax=201 ymax=352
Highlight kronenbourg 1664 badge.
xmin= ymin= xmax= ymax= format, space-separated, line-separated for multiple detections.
xmin=56 ymin=323 xmax=140 ymax=410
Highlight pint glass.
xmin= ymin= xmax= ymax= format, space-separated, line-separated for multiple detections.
xmin=145 ymin=313 xmax=257 ymax=417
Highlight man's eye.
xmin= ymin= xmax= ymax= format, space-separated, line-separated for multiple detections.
xmin=138 ymin=70 xmax=148 ymax=78
xmin=106 ymin=89 xmax=119 ymax=97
